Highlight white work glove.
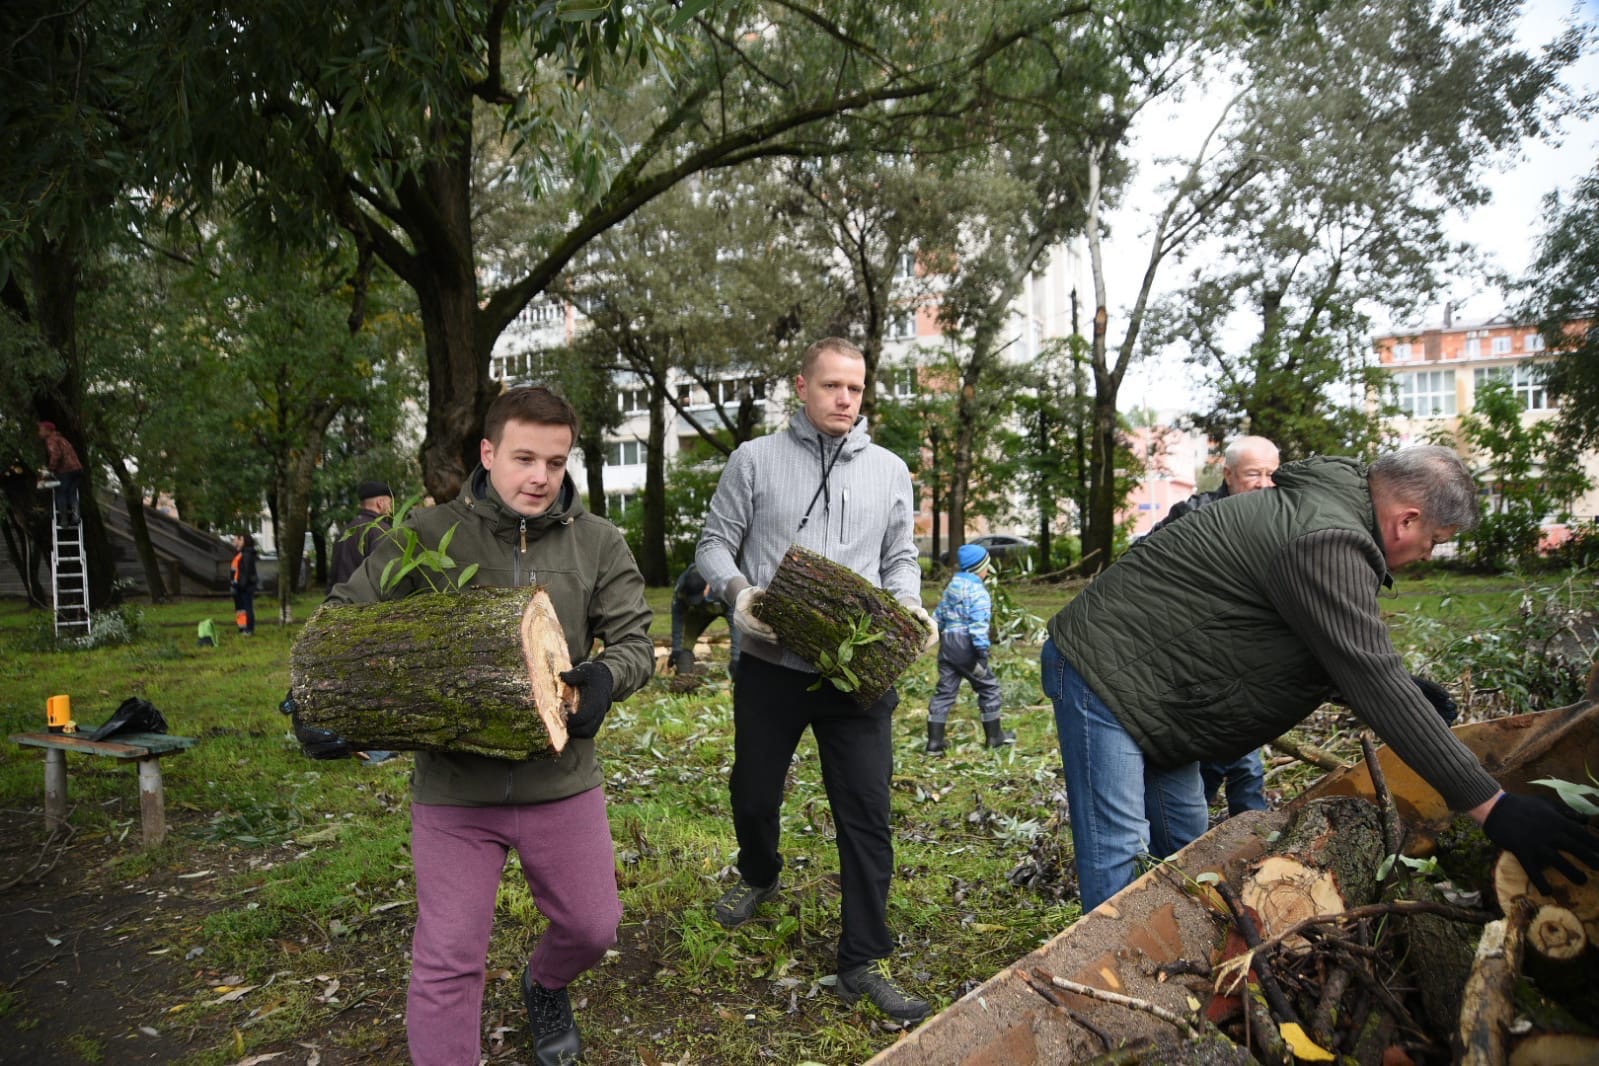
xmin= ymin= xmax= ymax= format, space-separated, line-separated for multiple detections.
xmin=906 ymin=603 xmax=939 ymax=655
xmin=733 ymin=585 xmax=777 ymax=642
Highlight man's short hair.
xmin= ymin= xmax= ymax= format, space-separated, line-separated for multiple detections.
xmin=1369 ymin=446 xmax=1480 ymax=531
xmin=800 ymin=337 xmax=865 ymax=378
xmin=484 ymin=386 xmax=580 ymax=445
xmin=1223 ymin=435 xmax=1278 ymax=468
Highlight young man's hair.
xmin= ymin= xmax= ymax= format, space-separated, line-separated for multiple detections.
xmin=800 ymin=336 xmax=865 ymax=378
xmin=1369 ymin=445 xmax=1480 ymax=531
xmin=484 ymin=385 xmax=581 ymax=445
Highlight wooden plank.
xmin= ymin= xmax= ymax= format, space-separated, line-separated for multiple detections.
xmin=11 ymin=731 xmax=196 ymax=758
xmin=137 ymin=757 xmax=166 ymax=847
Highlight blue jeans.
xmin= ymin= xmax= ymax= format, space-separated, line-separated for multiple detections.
xmin=1201 ymin=750 xmax=1268 ymax=816
xmin=1042 ymin=640 xmax=1209 ymax=912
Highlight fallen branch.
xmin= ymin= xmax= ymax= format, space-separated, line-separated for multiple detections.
xmin=1251 ymin=899 xmax=1494 ymax=957
xmin=1360 ymin=734 xmax=1405 ymax=864
xmin=1460 ymin=898 xmax=1536 ymax=1066
xmin=1214 ymin=881 xmax=1302 ymax=1027
xmin=1270 ymin=733 xmax=1349 ymax=773
xmin=1017 ymin=969 xmax=1115 ymax=1050
xmin=1033 ymin=966 xmax=1201 ymax=1040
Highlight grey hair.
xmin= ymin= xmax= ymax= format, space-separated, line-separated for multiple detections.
xmin=1368 ymin=446 xmax=1480 ymax=531
xmin=1223 ymin=435 xmax=1279 ymax=468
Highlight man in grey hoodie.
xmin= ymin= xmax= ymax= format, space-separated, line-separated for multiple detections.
xmin=696 ymin=336 xmax=936 ymax=1026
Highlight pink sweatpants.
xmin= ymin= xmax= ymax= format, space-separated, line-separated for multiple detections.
xmin=406 ymin=787 xmax=621 ymax=1066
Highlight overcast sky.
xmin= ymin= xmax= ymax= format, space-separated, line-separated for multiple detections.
xmin=1113 ymin=0 xmax=1599 ymax=416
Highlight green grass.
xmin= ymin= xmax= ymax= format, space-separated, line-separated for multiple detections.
xmin=1 ymin=568 xmax=1592 ymax=1064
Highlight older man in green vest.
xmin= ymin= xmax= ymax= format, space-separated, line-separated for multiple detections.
xmin=1042 ymin=446 xmax=1599 ymax=911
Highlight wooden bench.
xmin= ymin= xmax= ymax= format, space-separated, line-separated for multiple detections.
xmin=10 ymin=731 xmax=197 ymax=847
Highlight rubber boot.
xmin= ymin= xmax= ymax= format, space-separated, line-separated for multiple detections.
xmin=983 ymin=717 xmax=1015 ymax=748
xmin=924 ymin=720 xmax=947 ymax=755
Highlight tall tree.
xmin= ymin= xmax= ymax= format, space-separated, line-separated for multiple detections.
xmin=1518 ymin=164 xmax=1599 ymax=452
xmin=1144 ymin=0 xmax=1586 ymax=460
xmin=136 ymin=0 xmax=1097 ymax=503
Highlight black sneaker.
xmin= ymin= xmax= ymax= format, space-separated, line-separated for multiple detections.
xmin=522 ymin=968 xmax=583 ymax=1065
xmin=712 ymin=877 xmax=779 ymax=928
xmin=836 ymin=959 xmax=930 ymax=1025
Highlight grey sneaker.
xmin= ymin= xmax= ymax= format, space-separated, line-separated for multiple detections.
xmin=836 ymin=959 xmax=930 ymax=1025
xmin=713 ymin=877 xmax=779 ymax=928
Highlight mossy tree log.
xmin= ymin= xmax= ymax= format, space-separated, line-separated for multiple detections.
xmin=290 ymin=587 xmax=572 ymax=759
xmin=755 ymin=544 xmax=928 ymax=706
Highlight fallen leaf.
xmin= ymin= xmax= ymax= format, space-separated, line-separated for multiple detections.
xmin=212 ymin=985 xmax=259 ymax=1004
xmin=1279 ymin=1021 xmax=1336 ymax=1061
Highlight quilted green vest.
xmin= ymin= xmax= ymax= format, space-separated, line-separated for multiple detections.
xmin=1047 ymin=456 xmax=1386 ymax=768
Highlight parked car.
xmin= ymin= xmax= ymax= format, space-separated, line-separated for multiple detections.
xmin=939 ymin=533 xmax=1037 ymax=566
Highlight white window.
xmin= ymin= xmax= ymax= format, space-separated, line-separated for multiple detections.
xmin=1392 ymin=343 xmax=1412 ymax=362
xmin=1473 ymin=364 xmax=1548 ymax=411
xmin=710 ymin=378 xmax=767 ymax=406
xmin=888 ymin=310 xmax=916 ymax=339
xmin=606 ymin=492 xmax=638 ymax=515
xmin=1490 ymin=336 xmax=1512 ymax=356
xmin=881 ymin=367 xmax=915 ymax=399
xmin=1464 ymin=337 xmax=1481 ymax=358
xmin=491 ymin=350 xmax=537 ymax=383
xmin=605 ymin=440 xmax=647 ymax=467
xmin=617 ymin=388 xmax=649 ymax=415
xmin=1391 ymin=369 xmax=1456 ymax=417
xmin=1525 ymin=333 xmax=1545 ymax=352
xmin=895 ymin=250 xmax=917 ymax=279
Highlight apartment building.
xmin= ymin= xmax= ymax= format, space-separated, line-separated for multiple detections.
xmin=487 ymin=238 xmax=1095 ymax=543
xmin=1375 ymin=313 xmax=1599 ymax=535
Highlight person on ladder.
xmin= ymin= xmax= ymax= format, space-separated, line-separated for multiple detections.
xmin=36 ymin=421 xmax=83 ymax=526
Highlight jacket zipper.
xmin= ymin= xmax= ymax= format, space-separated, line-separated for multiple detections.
xmin=517 ymin=519 xmax=529 ymax=585
xmin=840 ymin=487 xmax=848 ymax=543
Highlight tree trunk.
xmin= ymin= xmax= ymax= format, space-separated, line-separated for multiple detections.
xmin=290 ymin=587 xmax=573 ymax=759
xmin=640 ymin=371 xmax=669 ymax=585
xmin=756 ymin=545 xmax=926 ymax=706
xmin=110 ymin=455 xmax=168 ymax=602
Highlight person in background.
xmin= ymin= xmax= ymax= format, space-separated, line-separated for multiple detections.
xmin=695 ymin=336 xmax=937 ymax=1027
xmin=925 ymin=543 xmax=1011 ymax=754
xmin=312 ymin=385 xmax=653 ymax=1066
xmin=1042 ymin=447 xmax=1599 ymax=911
xmin=230 ymin=533 xmax=258 ymax=635
xmin=329 ymin=479 xmax=395 ymax=590
xmin=37 ymin=420 xmax=83 ymax=526
xmin=668 ymin=562 xmax=741 ymax=677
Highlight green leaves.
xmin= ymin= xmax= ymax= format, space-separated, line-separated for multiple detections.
xmin=375 ymin=498 xmax=479 ymax=595
xmin=807 ymin=614 xmax=885 ymax=695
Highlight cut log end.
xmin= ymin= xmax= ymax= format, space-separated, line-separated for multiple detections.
xmin=1509 ymin=1032 xmax=1599 ymax=1066
xmin=1493 ymin=852 xmax=1599 ymax=924
xmin=1240 ymin=855 xmax=1346 ymax=945
xmin=520 ymin=589 xmax=572 ymax=755
xmin=1528 ymin=905 xmax=1587 ymax=961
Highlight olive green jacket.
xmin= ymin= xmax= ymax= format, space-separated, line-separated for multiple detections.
xmin=328 ymin=467 xmax=653 ymax=806
xmin=1048 ymin=456 xmax=1498 ymax=812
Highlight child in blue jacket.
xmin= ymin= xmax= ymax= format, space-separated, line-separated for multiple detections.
xmin=926 ymin=544 xmax=1012 ymax=753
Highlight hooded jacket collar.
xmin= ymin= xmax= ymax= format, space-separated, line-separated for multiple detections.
xmin=461 ymin=465 xmax=583 ymax=534
xmin=788 ymin=409 xmax=871 ymax=459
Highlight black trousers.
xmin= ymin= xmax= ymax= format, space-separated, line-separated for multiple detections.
xmin=729 ymin=654 xmax=897 ymax=969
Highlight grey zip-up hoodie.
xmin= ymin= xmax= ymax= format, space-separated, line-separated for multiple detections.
xmin=696 ymin=410 xmax=920 ymax=673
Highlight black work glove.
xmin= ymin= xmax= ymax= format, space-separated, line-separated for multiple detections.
xmin=1412 ymin=674 xmax=1458 ymax=725
xmin=1482 ymin=792 xmax=1599 ymax=893
xmin=561 ymin=661 xmax=614 ymax=740
xmin=281 ymin=690 xmax=355 ymax=760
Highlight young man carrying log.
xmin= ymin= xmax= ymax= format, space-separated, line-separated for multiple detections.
xmin=1042 ymin=446 xmax=1599 ymax=912
xmin=695 ymin=336 xmax=938 ymax=1027
xmin=313 ymin=386 xmax=654 ymax=1066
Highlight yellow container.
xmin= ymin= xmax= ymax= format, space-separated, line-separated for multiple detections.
xmin=46 ymin=694 xmax=75 ymax=734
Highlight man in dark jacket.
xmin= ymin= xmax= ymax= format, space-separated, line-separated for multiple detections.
xmin=316 ymin=386 xmax=653 ymax=1066
xmin=327 ymin=479 xmax=394 ymax=590
xmin=37 ymin=420 xmax=83 ymax=525
xmin=1042 ymin=446 xmax=1599 ymax=911
xmin=668 ymin=563 xmax=740 ymax=676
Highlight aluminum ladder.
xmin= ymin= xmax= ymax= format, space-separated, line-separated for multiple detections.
xmin=48 ymin=486 xmax=91 ymax=638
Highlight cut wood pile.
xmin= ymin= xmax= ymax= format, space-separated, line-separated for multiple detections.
xmin=755 ymin=544 xmax=929 ymax=706
xmin=288 ymin=587 xmax=575 ymax=759
xmin=1020 ymin=780 xmax=1599 ymax=1066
